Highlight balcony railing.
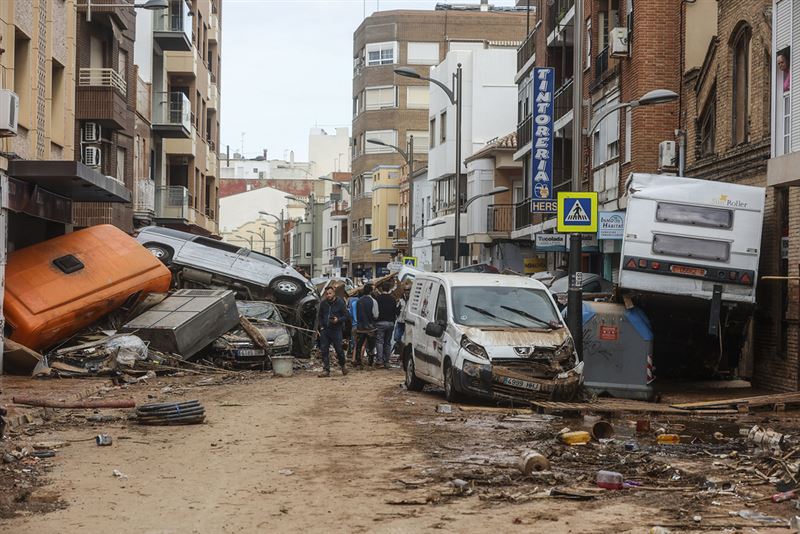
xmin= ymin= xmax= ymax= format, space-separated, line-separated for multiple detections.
xmin=155 ymin=185 xmax=190 ymax=220
xmin=392 ymin=228 xmax=409 ymax=245
xmin=154 ymin=7 xmax=189 ymax=34
xmin=487 ymin=204 xmax=514 ymax=233
xmin=134 ymin=179 xmax=155 ymax=213
xmin=517 ymin=30 xmax=536 ymax=73
xmin=78 ymin=68 xmax=126 ymax=96
xmin=595 ymin=46 xmax=609 ymax=82
xmin=517 ymin=114 xmax=532 ymax=149
xmin=514 ymin=199 xmax=532 ymax=230
xmin=547 ymin=0 xmax=575 ymax=36
xmin=554 ymin=78 xmax=573 ymax=122
xmin=153 ymin=92 xmax=191 ymax=130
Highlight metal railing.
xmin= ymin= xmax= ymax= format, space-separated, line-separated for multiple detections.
xmin=517 ymin=30 xmax=536 ymax=72
xmin=487 ymin=204 xmax=514 ymax=233
xmin=547 ymin=0 xmax=575 ymax=35
xmin=514 ymin=199 xmax=532 ymax=230
xmin=517 ymin=114 xmax=532 ymax=148
xmin=155 ymin=185 xmax=190 ymax=220
xmin=153 ymin=92 xmax=191 ymax=130
xmin=595 ymin=46 xmax=609 ymax=82
xmin=554 ymin=78 xmax=573 ymax=121
xmin=134 ymin=179 xmax=155 ymax=213
xmin=78 ymin=68 xmax=126 ymax=96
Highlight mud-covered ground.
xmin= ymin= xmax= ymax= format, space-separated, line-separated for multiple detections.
xmin=2 ymin=367 xmax=800 ymax=533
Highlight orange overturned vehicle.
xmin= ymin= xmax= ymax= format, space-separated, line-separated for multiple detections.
xmin=5 ymin=224 xmax=172 ymax=351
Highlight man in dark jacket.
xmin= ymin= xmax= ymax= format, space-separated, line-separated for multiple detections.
xmin=317 ymin=286 xmax=349 ymax=377
xmin=354 ymin=283 xmax=378 ymax=367
xmin=374 ymin=281 xmax=397 ymax=369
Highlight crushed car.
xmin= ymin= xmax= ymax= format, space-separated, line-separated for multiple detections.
xmin=211 ymin=301 xmax=293 ymax=369
xmin=136 ymin=226 xmax=318 ymax=356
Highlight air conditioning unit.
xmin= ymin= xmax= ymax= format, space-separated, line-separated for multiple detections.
xmin=84 ymin=146 xmax=102 ymax=168
xmin=658 ymin=140 xmax=677 ymax=169
xmin=0 ymin=90 xmax=19 ymax=136
xmin=83 ymin=122 xmax=101 ymax=142
xmin=609 ymin=27 xmax=629 ymax=58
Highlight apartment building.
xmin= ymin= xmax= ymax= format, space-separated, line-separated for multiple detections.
xmin=1 ymin=1 xmax=132 ymax=252
xmin=369 ymin=165 xmax=401 ymax=274
xmin=350 ymin=6 xmax=527 ymax=277
xmin=135 ymin=0 xmax=221 ymax=236
xmin=321 ymin=172 xmax=351 ymax=277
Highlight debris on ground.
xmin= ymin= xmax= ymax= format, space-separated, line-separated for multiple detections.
xmin=134 ymin=400 xmax=206 ymax=425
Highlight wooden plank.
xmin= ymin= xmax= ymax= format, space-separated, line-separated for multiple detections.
xmin=238 ymin=315 xmax=272 ymax=363
xmin=532 ymin=399 xmax=686 ymax=415
xmin=671 ymin=392 xmax=800 ymax=410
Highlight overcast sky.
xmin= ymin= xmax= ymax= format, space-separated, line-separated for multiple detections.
xmin=220 ymin=0 xmax=520 ymax=161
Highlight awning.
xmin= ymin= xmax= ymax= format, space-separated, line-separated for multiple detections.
xmin=8 ymin=160 xmax=131 ymax=202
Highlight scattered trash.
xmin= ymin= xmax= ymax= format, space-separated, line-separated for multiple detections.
xmin=31 ymin=450 xmax=56 ymax=458
xmin=271 ymin=355 xmax=294 ymax=377
xmin=748 ymin=425 xmax=786 ymax=454
xmin=713 ymin=431 xmax=725 ymax=440
xmin=624 ymin=440 xmax=640 ymax=452
xmin=519 ymin=451 xmax=550 ymax=475
xmin=596 ymin=470 xmax=624 ymax=490
xmin=13 ymin=397 xmax=135 ymax=409
xmin=2 ymin=453 xmax=16 ymax=464
xmin=734 ymin=510 xmax=787 ymax=524
xmin=278 ymin=469 xmax=294 ymax=476
xmin=590 ymin=420 xmax=614 ymax=440
xmin=772 ymin=489 xmax=796 ymax=502
xmin=135 ymin=400 xmax=205 ymax=426
xmin=32 ymin=441 xmax=68 ymax=450
xmin=112 ymin=469 xmax=128 ymax=479
xmin=96 ymin=434 xmax=113 ymax=446
xmin=656 ymin=434 xmax=680 ymax=444
xmin=649 ymin=528 xmax=671 ymax=534
xmin=450 ymin=478 xmax=470 ymax=494
xmin=636 ymin=419 xmax=651 ymax=433
xmin=692 ymin=515 xmax=702 ymax=523
xmin=436 ymin=404 xmax=453 ymax=414
xmin=560 ymin=430 xmax=591 ymax=445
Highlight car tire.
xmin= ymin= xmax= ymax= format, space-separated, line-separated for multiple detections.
xmin=270 ymin=277 xmax=306 ymax=303
xmin=142 ymin=242 xmax=174 ymax=264
xmin=443 ymin=360 xmax=462 ymax=402
xmin=404 ymin=351 xmax=424 ymax=392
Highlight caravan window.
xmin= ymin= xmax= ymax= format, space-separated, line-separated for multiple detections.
xmin=652 ymin=234 xmax=731 ymax=262
xmin=655 ymin=202 xmax=733 ymax=229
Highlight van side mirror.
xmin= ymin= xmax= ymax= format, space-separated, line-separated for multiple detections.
xmin=425 ymin=321 xmax=444 ymax=338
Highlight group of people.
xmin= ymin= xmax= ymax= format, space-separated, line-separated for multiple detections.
xmin=316 ymin=279 xmax=410 ymax=377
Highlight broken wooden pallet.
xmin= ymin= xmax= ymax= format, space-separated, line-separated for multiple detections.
xmin=531 ymin=399 xmax=690 ymax=415
xmin=670 ymin=392 xmax=800 ymax=412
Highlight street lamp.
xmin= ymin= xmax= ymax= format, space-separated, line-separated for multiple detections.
xmin=79 ymin=0 xmax=167 ymax=22
xmin=319 ymin=176 xmax=351 ymax=193
xmin=367 ymin=136 xmax=415 ymax=252
xmin=412 ymin=219 xmax=445 ymax=238
xmin=246 ymin=230 xmax=266 ymax=254
xmin=396 ymin=65 xmax=463 ymax=269
xmin=462 ymin=186 xmax=509 ymax=212
xmin=586 ymin=89 xmax=679 ymax=135
xmin=259 ymin=210 xmax=285 ymax=262
xmin=287 ymin=194 xmax=316 ymax=278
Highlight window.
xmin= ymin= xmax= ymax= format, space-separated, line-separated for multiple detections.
xmin=364 ymin=130 xmax=397 ymax=153
xmin=407 ymin=131 xmax=429 ymax=155
xmin=624 ymin=107 xmax=631 ymax=163
xmin=731 ymin=24 xmax=751 ymax=145
xmin=585 ymin=18 xmax=592 ymax=71
xmin=440 ymin=111 xmax=447 ymax=143
xmin=352 ymin=95 xmax=359 ymax=117
xmin=14 ymin=34 xmax=31 ymax=124
xmin=407 ymin=86 xmax=429 ymax=109
xmin=116 ymin=147 xmax=126 ymax=182
xmin=51 ymin=61 xmax=65 ymax=143
xmin=364 ymin=86 xmax=397 ymax=110
xmin=434 ymin=286 xmax=447 ymax=325
xmin=652 ymin=233 xmax=731 ymax=262
xmin=364 ymin=220 xmax=372 ymax=238
xmin=407 ymin=42 xmax=439 ymax=65
xmin=698 ymin=87 xmax=716 ymax=157
xmin=365 ymin=41 xmax=397 ymax=66
xmin=592 ymin=96 xmax=620 ymax=167
xmin=429 ymin=117 xmax=436 ymax=148
xmin=304 ymin=232 xmax=312 ymax=257
xmin=656 ymin=202 xmax=733 ymax=229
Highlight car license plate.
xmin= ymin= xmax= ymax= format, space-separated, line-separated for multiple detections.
xmin=233 ymin=349 xmax=266 ymax=358
xmin=670 ymin=265 xmax=706 ymax=277
xmin=499 ymin=376 xmax=541 ymax=391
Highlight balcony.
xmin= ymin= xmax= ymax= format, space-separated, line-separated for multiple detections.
xmin=208 ymin=81 xmax=218 ymax=110
xmin=594 ymin=46 xmax=610 ymax=84
xmin=165 ymin=50 xmax=198 ymax=78
xmin=152 ymin=92 xmax=192 ymax=138
xmin=517 ymin=114 xmax=532 ymax=150
xmin=330 ymin=201 xmax=349 ymax=220
xmin=153 ymin=5 xmax=192 ymax=52
xmin=547 ymin=0 xmax=575 ymax=37
xmin=392 ymin=228 xmax=409 ymax=248
xmin=206 ymin=142 xmax=218 ymax=175
xmin=517 ymin=30 xmax=536 ymax=74
xmin=134 ymin=179 xmax=155 ymax=215
xmin=155 ymin=185 xmax=194 ymax=221
xmin=514 ymin=198 xmax=532 ymax=230
xmin=554 ymin=78 xmax=573 ymax=124
xmin=164 ymin=135 xmax=196 ymax=156
xmin=76 ymin=68 xmax=129 ymax=129
xmin=208 ymin=13 xmax=219 ymax=43
xmin=487 ymin=204 xmax=513 ymax=234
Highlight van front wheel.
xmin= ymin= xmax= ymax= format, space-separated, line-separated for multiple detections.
xmin=444 ymin=361 xmax=463 ymax=402
xmin=404 ymin=353 xmax=424 ymax=392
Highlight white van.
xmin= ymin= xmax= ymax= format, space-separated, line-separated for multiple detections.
xmin=401 ymin=273 xmax=583 ymax=402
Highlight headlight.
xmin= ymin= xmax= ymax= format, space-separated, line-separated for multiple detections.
xmin=462 ymin=360 xmax=484 ymax=377
xmin=273 ymin=333 xmax=291 ymax=347
xmin=555 ymin=337 xmax=575 ymax=361
xmin=460 ymin=335 xmax=488 ymax=360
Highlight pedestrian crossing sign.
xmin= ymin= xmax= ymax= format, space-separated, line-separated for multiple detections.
xmin=557 ymin=192 xmax=598 ymax=233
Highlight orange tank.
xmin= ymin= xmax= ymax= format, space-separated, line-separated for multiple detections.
xmin=5 ymin=224 xmax=172 ymax=351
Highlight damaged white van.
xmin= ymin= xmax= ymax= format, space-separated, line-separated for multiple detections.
xmin=400 ymin=273 xmax=583 ymax=402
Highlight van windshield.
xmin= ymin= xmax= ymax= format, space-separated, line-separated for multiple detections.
xmin=451 ymin=286 xmax=562 ymax=329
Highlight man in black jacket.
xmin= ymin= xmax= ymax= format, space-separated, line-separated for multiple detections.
xmin=354 ymin=283 xmax=378 ymax=367
xmin=317 ymin=286 xmax=349 ymax=377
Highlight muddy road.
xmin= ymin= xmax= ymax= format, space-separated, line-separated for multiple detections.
xmin=1 ymin=368 xmax=798 ymax=533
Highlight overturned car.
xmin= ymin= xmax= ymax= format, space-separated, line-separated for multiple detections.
xmin=136 ymin=226 xmax=318 ymax=356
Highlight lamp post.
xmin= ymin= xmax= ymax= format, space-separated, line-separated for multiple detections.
xmin=79 ymin=0 xmax=167 ymax=22
xmin=396 ymin=65 xmax=463 ymax=269
xmin=367 ymin=136 xmax=414 ymax=253
xmin=462 ymin=186 xmax=509 ymax=212
xmin=287 ymin=194 xmax=316 ymax=278
xmin=259 ymin=210 xmax=285 ymax=262
xmin=318 ymin=176 xmax=351 ymax=193
xmin=247 ymin=229 xmax=267 ymax=254
xmin=412 ymin=219 xmax=445 ymax=238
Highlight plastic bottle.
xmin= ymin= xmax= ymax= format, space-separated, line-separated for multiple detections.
xmin=657 ymin=434 xmax=681 ymax=444
xmin=772 ymin=490 xmax=796 ymax=503
xmin=596 ymin=470 xmax=624 ymax=490
xmin=560 ymin=431 xmax=591 ymax=445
